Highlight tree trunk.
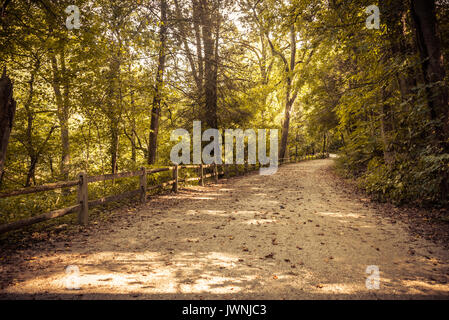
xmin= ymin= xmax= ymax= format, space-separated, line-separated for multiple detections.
xmin=46 ymin=13 xmax=71 ymax=181
xmin=60 ymin=50 xmax=71 ymax=178
xmin=25 ymin=155 xmax=38 ymax=187
xmin=130 ymin=88 xmax=137 ymax=164
xmin=50 ymin=50 xmax=71 ymax=181
xmin=107 ymin=55 xmax=121 ymax=175
xmin=193 ymin=0 xmax=204 ymax=95
xmin=280 ymin=98 xmax=293 ymax=160
xmin=278 ymin=25 xmax=298 ymax=161
xmin=322 ymin=132 xmax=327 ymax=154
xmin=110 ymin=121 xmax=119 ymax=175
xmin=0 ymin=68 xmax=16 ymax=185
xmin=23 ymin=62 xmax=38 ymax=187
xmin=148 ymin=0 xmax=167 ymax=165
xmin=199 ymin=0 xmax=218 ymax=129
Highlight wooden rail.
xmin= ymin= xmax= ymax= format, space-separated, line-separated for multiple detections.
xmin=0 ymin=180 xmax=79 ymax=199
xmin=0 ymin=204 xmax=81 ymax=234
xmin=0 ymin=153 xmax=329 ymax=234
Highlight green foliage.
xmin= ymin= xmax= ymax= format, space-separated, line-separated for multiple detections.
xmin=356 ymin=153 xmax=449 ymax=206
xmin=1 ymin=0 xmax=449 ymax=233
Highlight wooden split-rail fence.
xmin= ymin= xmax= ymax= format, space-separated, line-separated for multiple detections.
xmin=0 ymin=154 xmax=328 ymax=234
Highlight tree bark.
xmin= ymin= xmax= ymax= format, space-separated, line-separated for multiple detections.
xmin=130 ymin=83 xmax=137 ymax=164
xmin=193 ymin=0 xmax=204 ymax=94
xmin=50 ymin=49 xmax=71 ymax=181
xmin=22 ymin=62 xmax=38 ymax=187
xmin=322 ymin=132 xmax=327 ymax=154
xmin=280 ymin=98 xmax=293 ymax=161
xmin=148 ymin=0 xmax=168 ymax=165
xmin=278 ymin=25 xmax=298 ymax=161
xmin=0 ymin=68 xmax=16 ymax=185
xmin=199 ymin=0 xmax=218 ymax=129
xmin=107 ymin=54 xmax=121 ymax=175
xmin=110 ymin=120 xmax=119 ymax=175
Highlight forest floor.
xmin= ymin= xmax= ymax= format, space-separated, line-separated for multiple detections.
xmin=1 ymin=159 xmax=449 ymax=299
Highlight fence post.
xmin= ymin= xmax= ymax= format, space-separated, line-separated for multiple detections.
xmin=244 ymin=160 xmax=248 ymax=174
xmin=173 ymin=164 xmax=178 ymax=192
xmin=214 ymin=163 xmax=218 ymax=183
xmin=77 ymin=172 xmax=88 ymax=226
xmin=200 ymin=163 xmax=204 ymax=186
xmin=225 ymin=164 xmax=229 ymax=179
xmin=140 ymin=167 xmax=147 ymax=204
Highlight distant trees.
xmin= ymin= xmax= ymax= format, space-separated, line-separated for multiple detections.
xmin=410 ymin=0 xmax=449 ymax=200
xmin=0 ymin=0 xmax=262 ymax=188
xmin=299 ymin=0 xmax=449 ymax=205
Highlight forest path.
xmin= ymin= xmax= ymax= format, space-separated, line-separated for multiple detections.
xmin=1 ymin=159 xmax=449 ymax=299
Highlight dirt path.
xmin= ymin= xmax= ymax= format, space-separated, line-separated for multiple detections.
xmin=1 ymin=159 xmax=449 ymax=299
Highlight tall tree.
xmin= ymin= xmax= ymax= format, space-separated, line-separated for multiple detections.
xmin=0 ymin=68 xmax=16 ymax=185
xmin=198 ymin=0 xmax=220 ymax=129
xmin=267 ymin=24 xmax=299 ymax=160
xmin=49 ymin=47 xmax=71 ymax=180
xmin=148 ymin=0 xmax=168 ymax=165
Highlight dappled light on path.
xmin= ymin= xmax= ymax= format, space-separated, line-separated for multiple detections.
xmin=1 ymin=159 xmax=449 ymax=299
